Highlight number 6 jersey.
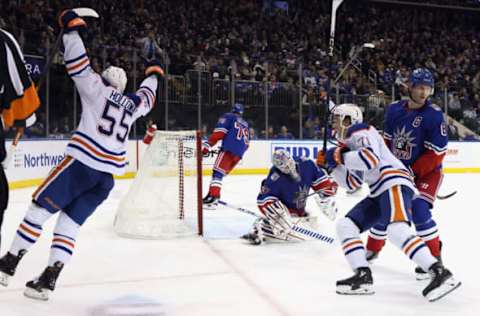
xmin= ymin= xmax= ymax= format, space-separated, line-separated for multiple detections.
xmin=62 ymin=32 xmax=157 ymax=175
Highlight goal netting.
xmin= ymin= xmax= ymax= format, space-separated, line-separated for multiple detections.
xmin=114 ymin=130 xmax=203 ymax=239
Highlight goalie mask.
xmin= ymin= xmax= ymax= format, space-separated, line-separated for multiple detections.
xmin=272 ymin=149 xmax=300 ymax=181
xmin=331 ymin=103 xmax=363 ymax=141
xmin=102 ymin=66 xmax=127 ymax=93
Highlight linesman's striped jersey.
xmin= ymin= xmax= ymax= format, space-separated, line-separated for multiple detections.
xmin=62 ymin=31 xmax=157 ymax=175
xmin=331 ymin=123 xmax=417 ymax=197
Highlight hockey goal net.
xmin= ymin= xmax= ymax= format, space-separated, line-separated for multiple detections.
xmin=114 ymin=130 xmax=203 ymax=239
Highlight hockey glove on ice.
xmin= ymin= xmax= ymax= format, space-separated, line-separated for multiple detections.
xmin=58 ymin=10 xmax=87 ymax=33
xmin=314 ymin=195 xmax=338 ymax=221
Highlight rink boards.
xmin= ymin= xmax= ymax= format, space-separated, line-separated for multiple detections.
xmin=6 ymin=139 xmax=480 ymax=189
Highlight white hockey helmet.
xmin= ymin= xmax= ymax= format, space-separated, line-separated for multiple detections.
xmin=272 ymin=149 xmax=300 ymax=181
xmin=102 ymin=66 xmax=127 ymax=93
xmin=331 ymin=103 xmax=363 ymax=140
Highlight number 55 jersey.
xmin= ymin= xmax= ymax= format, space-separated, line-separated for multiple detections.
xmin=62 ymin=32 xmax=157 ymax=175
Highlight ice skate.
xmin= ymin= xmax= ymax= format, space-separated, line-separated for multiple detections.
xmin=336 ymin=267 xmax=374 ymax=295
xmin=24 ymin=261 xmax=64 ymax=301
xmin=202 ymin=194 xmax=219 ymax=210
xmin=0 ymin=250 xmax=26 ymax=286
xmin=422 ymin=262 xmax=461 ymax=302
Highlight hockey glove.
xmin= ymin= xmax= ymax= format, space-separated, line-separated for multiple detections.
xmin=316 ymin=150 xmax=326 ymax=168
xmin=325 ymin=146 xmax=349 ymax=170
xmin=145 ymin=59 xmax=165 ymax=78
xmin=143 ymin=124 xmax=157 ymax=145
xmin=58 ymin=10 xmax=87 ymax=33
xmin=314 ymin=195 xmax=337 ymax=221
xmin=202 ymin=142 xmax=211 ymax=155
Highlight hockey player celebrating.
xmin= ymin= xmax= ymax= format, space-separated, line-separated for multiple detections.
xmin=317 ymin=103 xmax=460 ymax=301
xmin=242 ymin=149 xmax=337 ymax=245
xmin=0 ymin=10 xmax=163 ymax=300
xmin=202 ymin=103 xmax=249 ymax=209
xmin=365 ymin=68 xmax=448 ymax=279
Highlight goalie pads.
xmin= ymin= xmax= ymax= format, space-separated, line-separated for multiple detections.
xmin=314 ymin=195 xmax=338 ymax=221
xmin=260 ymin=201 xmax=305 ymax=241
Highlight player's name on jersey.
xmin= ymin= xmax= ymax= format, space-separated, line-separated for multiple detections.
xmin=109 ymin=90 xmax=137 ymax=114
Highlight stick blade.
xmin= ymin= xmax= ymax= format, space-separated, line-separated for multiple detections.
xmin=72 ymin=7 xmax=100 ymax=18
xmin=437 ymin=191 xmax=457 ymax=200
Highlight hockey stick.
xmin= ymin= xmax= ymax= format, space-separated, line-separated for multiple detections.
xmin=36 ymin=8 xmax=99 ymax=92
xmin=322 ymin=0 xmax=344 ymax=152
xmin=437 ymin=191 xmax=457 ymax=200
xmin=217 ymin=200 xmax=335 ymax=244
xmin=2 ymin=127 xmax=23 ymax=169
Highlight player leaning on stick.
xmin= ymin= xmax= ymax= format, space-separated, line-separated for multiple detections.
xmin=242 ymin=149 xmax=338 ymax=245
xmin=365 ymin=68 xmax=448 ymax=280
xmin=317 ymin=103 xmax=460 ymax=301
xmin=0 ymin=9 xmax=163 ymax=300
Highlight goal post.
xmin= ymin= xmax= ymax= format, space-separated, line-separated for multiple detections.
xmin=114 ymin=130 xmax=203 ymax=239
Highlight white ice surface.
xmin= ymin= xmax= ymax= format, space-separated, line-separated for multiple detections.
xmin=0 ymin=174 xmax=478 ymax=316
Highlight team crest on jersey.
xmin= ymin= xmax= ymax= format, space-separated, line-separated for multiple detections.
xmin=293 ymin=185 xmax=309 ymax=210
xmin=392 ymin=126 xmax=416 ymax=160
xmin=412 ymin=116 xmax=423 ymax=128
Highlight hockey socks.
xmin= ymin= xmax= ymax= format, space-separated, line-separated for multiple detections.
xmin=49 ymin=212 xmax=79 ymax=266
xmin=387 ymin=222 xmax=437 ymax=272
xmin=415 ymin=220 xmax=441 ymax=257
xmin=337 ymin=217 xmax=369 ymax=270
xmin=1 ymin=204 xmax=52 ymax=286
xmin=10 ymin=204 xmax=52 ymax=256
xmin=209 ymin=171 xmax=224 ymax=198
xmin=366 ymin=227 xmax=387 ymax=251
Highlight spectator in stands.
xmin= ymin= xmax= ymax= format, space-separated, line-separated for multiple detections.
xmin=136 ymin=30 xmax=163 ymax=61
xmin=448 ymin=93 xmax=462 ymax=119
xmin=260 ymin=126 xmax=275 ymax=139
xmin=463 ymin=132 xmax=479 ymax=141
xmin=249 ymin=127 xmax=257 ymax=140
xmin=276 ymin=126 xmax=294 ymax=140
xmin=447 ymin=119 xmax=460 ymax=140
xmin=2 ymin=0 xmax=480 ymax=138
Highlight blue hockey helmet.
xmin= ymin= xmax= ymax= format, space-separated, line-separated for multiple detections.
xmin=232 ymin=103 xmax=244 ymax=115
xmin=410 ymin=68 xmax=434 ymax=88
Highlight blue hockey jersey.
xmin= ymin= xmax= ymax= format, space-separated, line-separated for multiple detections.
xmin=383 ymin=100 xmax=448 ymax=167
xmin=257 ymin=157 xmax=336 ymax=214
xmin=211 ymin=112 xmax=249 ymax=157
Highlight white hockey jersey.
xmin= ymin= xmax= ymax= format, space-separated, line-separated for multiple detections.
xmin=62 ymin=32 xmax=157 ymax=175
xmin=330 ymin=123 xmax=417 ymax=197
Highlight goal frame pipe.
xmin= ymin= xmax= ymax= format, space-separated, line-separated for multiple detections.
xmin=196 ymin=130 xmax=203 ymax=235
